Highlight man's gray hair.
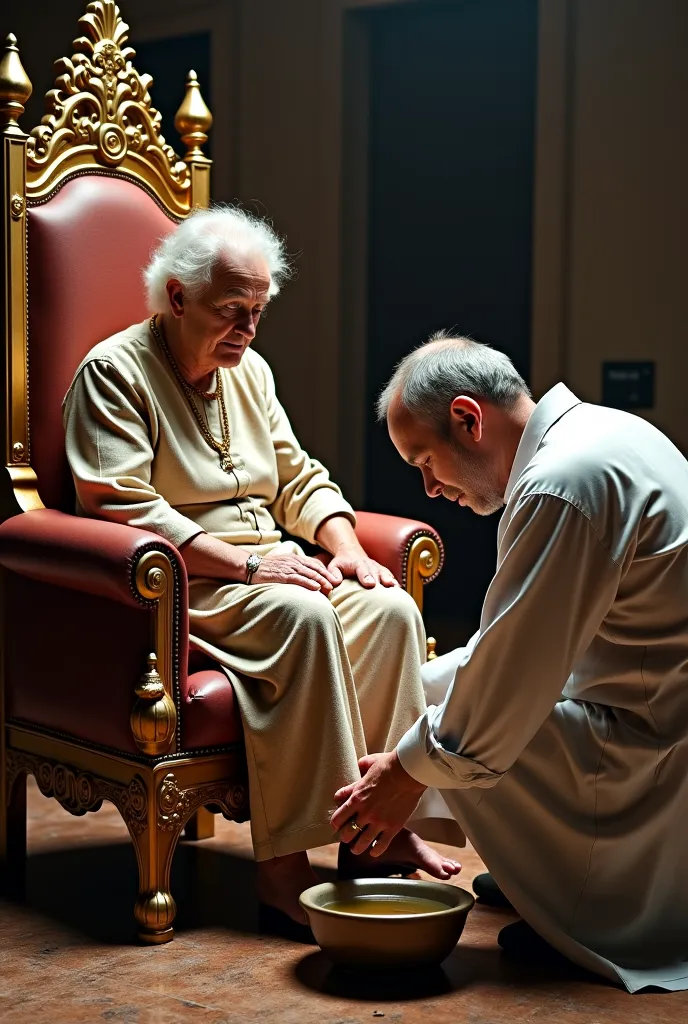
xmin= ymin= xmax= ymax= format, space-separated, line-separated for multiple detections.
xmin=143 ymin=204 xmax=291 ymax=313
xmin=377 ymin=332 xmax=530 ymax=433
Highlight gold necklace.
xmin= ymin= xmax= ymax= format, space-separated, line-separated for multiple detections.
xmin=150 ymin=315 xmax=234 ymax=472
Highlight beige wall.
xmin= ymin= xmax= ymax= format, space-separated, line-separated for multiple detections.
xmin=231 ymin=0 xmax=415 ymax=504
xmin=533 ymin=0 xmax=688 ymax=450
xmin=5 ymin=0 xmax=688 ymax=494
xmin=569 ymin=0 xmax=688 ymax=449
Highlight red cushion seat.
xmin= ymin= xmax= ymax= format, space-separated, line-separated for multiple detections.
xmin=182 ymin=668 xmax=243 ymax=749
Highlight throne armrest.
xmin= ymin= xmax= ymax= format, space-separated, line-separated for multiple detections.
xmin=0 ymin=508 xmax=189 ymax=758
xmin=0 ymin=508 xmax=181 ymax=608
xmin=353 ymin=511 xmax=444 ymax=593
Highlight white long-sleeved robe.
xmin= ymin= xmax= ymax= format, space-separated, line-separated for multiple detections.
xmin=399 ymin=383 xmax=688 ymax=992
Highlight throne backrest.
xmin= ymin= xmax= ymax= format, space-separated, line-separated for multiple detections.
xmin=28 ymin=178 xmax=177 ymax=511
xmin=1 ymin=0 xmax=212 ymax=516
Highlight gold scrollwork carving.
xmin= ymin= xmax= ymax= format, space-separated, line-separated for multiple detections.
xmin=11 ymin=441 xmax=25 ymax=461
xmin=404 ymin=533 xmax=443 ymax=614
xmin=10 ymin=194 xmax=25 ymax=219
xmin=158 ymin=772 xmax=248 ymax=832
xmin=5 ymin=750 xmax=148 ymax=836
xmin=25 ymin=1 xmax=193 ymax=212
xmin=146 ymin=567 xmax=165 ymax=592
xmin=419 ymin=549 xmax=436 ymax=573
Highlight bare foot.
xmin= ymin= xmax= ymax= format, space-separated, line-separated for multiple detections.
xmin=256 ymin=851 xmax=319 ymax=924
xmin=342 ymin=828 xmax=461 ymax=881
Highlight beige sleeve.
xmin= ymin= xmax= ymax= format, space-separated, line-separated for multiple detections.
xmin=260 ymin=359 xmax=355 ymax=544
xmin=397 ymin=493 xmax=622 ymax=789
xmin=63 ymin=359 xmax=204 ymax=549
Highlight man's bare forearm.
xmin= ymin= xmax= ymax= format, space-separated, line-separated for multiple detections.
xmin=178 ymin=532 xmax=250 ymax=581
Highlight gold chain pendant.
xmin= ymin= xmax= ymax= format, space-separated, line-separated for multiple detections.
xmin=151 ymin=315 xmax=236 ymax=474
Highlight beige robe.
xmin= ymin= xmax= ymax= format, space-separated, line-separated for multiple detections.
xmin=399 ymin=384 xmax=688 ymax=992
xmin=63 ymin=319 xmax=428 ymax=859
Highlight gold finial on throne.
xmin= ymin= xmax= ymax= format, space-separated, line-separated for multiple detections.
xmin=174 ymin=69 xmax=212 ymax=207
xmin=0 ymin=33 xmax=32 ymax=131
xmin=175 ymin=70 xmax=212 ymax=164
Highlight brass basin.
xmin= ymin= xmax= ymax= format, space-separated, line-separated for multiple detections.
xmin=299 ymin=878 xmax=475 ymax=970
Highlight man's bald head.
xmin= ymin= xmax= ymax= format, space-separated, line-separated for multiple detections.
xmin=377 ymin=332 xmax=530 ymax=436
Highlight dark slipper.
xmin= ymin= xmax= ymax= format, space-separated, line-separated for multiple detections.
xmin=337 ymin=842 xmax=417 ymax=881
xmin=498 ymin=920 xmax=568 ymax=965
xmin=473 ymin=871 xmax=513 ymax=909
xmin=258 ymin=902 xmax=316 ymax=944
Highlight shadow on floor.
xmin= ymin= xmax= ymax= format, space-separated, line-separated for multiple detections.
xmin=293 ymin=937 xmax=601 ymax=1001
xmin=294 ymin=951 xmax=462 ymax=1001
xmin=6 ymin=838 xmax=336 ymax=945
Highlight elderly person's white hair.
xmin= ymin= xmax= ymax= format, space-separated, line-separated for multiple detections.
xmin=377 ymin=332 xmax=531 ymax=436
xmin=144 ymin=205 xmax=291 ymax=312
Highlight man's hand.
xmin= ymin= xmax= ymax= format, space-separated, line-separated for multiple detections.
xmin=330 ymin=751 xmax=427 ymax=857
xmin=328 ymin=546 xmax=399 ymax=589
xmin=252 ymin=552 xmax=340 ymax=593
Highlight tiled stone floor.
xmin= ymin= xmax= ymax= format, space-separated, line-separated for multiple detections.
xmin=1 ymin=777 xmax=687 ymax=1023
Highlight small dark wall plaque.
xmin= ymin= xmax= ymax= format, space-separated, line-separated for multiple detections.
xmin=602 ymin=361 xmax=655 ymax=410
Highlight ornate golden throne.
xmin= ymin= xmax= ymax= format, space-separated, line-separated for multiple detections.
xmin=0 ymin=1 xmax=444 ymax=944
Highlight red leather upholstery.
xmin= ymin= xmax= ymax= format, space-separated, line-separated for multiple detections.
xmin=0 ymin=508 xmax=176 ymax=609
xmin=354 ymin=511 xmax=444 ymax=587
xmin=27 ymin=176 xmax=177 ymax=512
xmin=4 ymin=570 xmax=153 ymax=754
xmin=3 ymin=568 xmax=241 ymax=754
xmin=0 ymin=507 xmax=242 ymax=754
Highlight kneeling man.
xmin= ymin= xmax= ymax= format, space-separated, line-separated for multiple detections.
xmin=332 ymin=333 xmax=688 ymax=992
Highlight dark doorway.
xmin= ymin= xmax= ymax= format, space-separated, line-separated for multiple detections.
xmin=363 ymin=0 xmax=538 ymax=646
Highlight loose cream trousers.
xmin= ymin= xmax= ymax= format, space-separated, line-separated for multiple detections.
xmin=188 ymin=559 xmax=427 ymax=861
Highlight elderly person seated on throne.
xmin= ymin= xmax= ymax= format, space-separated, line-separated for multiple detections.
xmin=62 ymin=206 xmax=459 ymax=932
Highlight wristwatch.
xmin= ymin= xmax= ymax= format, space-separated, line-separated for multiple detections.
xmin=245 ymin=552 xmax=262 ymax=584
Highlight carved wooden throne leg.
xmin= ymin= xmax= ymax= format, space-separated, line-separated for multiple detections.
xmin=0 ymin=765 xmax=27 ymax=896
xmin=131 ymin=777 xmax=183 ymax=945
xmin=131 ymin=768 xmax=249 ymax=942
xmin=132 ymin=825 xmax=182 ymax=945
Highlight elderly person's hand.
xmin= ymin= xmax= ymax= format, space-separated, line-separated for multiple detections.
xmin=328 ymin=547 xmax=399 ymax=589
xmin=252 ymin=552 xmax=341 ymax=593
xmin=330 ymin=751 xmax=426 ymax=856
xmin=315 ymin=516 xmax=399 ymax=589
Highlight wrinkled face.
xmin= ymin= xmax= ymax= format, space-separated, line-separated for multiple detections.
xmin=169 ymin=253 xmax=271 ymax=369
xmin=388 ymin=401 xmax=505 ymax=516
